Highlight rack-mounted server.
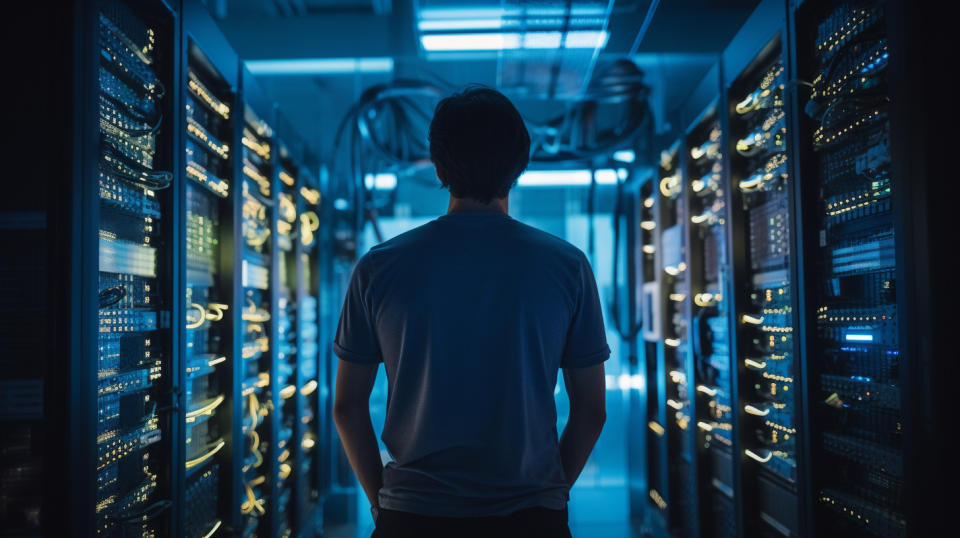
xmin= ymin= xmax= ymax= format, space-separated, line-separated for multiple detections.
xmin=639 ymin=151 xmax=668 ymax=529
xmin=0 ymin=1 xmax=332 ymax=536
xmin=95 ymin=3 xmax=176 ymax=536
xmin=660 ymin=141 xmax=701 ymax=538
xmin=792 ymin=1 xmax=904 ymax=536
xmin=633 ymin=0 xmax=951 ymax=536
xmin=239 ymin=91 xmax=275 ymax=537
xmin=296 ymin=163 xmax=324 ymax=532
xmin=726 ymin=32 xmax=804 ymax=537
xmin=682 ymin=82 xmax=738 ymax=538
xmin=182 ymin=35 xmax=235 ymax=538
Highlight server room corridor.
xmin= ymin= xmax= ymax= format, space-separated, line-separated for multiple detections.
xmin=2 ymin=1 xmax=953 ymax=537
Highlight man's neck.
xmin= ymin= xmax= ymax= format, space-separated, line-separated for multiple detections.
xmin=447 ymin=195 xmax=509 ymax=214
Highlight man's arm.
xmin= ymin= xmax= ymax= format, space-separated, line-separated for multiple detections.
xmin=332 ymin=359 xmax=383 ymax=508
xmin=558 ymin=362 xmax=606 ymax=486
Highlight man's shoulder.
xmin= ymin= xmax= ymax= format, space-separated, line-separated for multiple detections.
xmin=356 ymin=220 xmax=439 ymax=269
xmin=509 ymin=219 xmax=588 ymax=265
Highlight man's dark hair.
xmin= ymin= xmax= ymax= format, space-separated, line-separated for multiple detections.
xmin=429 ymin=86 xmax=530 ymax=203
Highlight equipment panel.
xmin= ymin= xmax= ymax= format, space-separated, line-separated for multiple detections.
xmin=794 ymin=1 xmax=905 ymax=536
xmin=183 ymin=39 xmax=234 ymax=538
xmin=96 ymin=2 xmax=175 ymax=535
xmin=239 ymin=102 xmax=275 ymax=536
xmin=727 ymin=35 xmax=803 ymax=537
xmin=685 ymin=103 xmax=738 ymax=538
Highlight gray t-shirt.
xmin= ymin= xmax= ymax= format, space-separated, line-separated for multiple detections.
xmin=334 ymin=211 xmax=610 ymax=517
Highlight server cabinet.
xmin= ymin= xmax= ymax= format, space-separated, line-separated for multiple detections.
xmin=272 ymin=111 xmax=303 ymax=537
xmin=295 ymin=155 xmax=325 ymax=533
xmin=682 ymin=65 xmax=740 ymax=538
xmin=659 ymin=140 xmax=701 ymax=538
xmin=638 ymin=156 xmax=668 ymax=531
xmin=1 ymin=2 xmax=332 ymax=535
xmin=789 ymin=0 xmax=945 ymax=536
xmin=237 ymin=68 xmax=277 ymax=538
xmin=180 ymin=1 xmax=239 ymax=535
xmin=723 ymin=0 xmax=806 ymax=535
xmin=70 ymin=1 xmax=181 ymax=536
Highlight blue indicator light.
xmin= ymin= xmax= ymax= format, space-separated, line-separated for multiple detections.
xmin=845 ymin=333 xmax=874 ymax=342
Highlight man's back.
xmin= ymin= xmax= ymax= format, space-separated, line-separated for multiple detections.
xmin=334 ymin=211 xmax=610 ymax=516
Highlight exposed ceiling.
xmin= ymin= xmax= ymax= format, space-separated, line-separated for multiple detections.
xmin=205 ymin=0 xmax=760 ymax=212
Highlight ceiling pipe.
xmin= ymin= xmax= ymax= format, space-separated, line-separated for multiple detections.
xmin=628 ymin=0 xmax=660 ymax=56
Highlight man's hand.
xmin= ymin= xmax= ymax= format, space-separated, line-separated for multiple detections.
xmin=558 ymin=362 xmax=606 ymax=486
xmin=333 ymin=359 xmax=383 ymax=508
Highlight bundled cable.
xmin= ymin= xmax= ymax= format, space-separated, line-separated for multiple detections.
xmin=329 ymin=60 xmax=652 ymax=234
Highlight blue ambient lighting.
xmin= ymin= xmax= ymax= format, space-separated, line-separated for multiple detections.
xmin=333 ymin=198 xmax=349 ymax=210
xmin=844 ymin=333 xmax=874 ymax=342
xmin=613 ymin=149 xmax=636 ymax=163
xmin=364 ymin=173 xmax=398 ymax=190
xmin=517 ymin=169 xmax=619 ymax=187
xmin=420 ymin=31 xmax=608 ymax=51
xmin=245 ymin=57 xmax=394 ymax=76
xmin=418 ymin=18 xmax=504 ymax=31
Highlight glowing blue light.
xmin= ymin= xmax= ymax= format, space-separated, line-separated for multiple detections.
xmin=845 ymin=333 xmax=874 ymax=342
xmin=420 ymin=31 xmax=608 ymax=51
xmin=418 ymin=7 xmax=511 ymax=20
xmin=517 ymin=169 xmax=619 ymax=187
xmin=364 ymin=173 xmax=398 ymax=190
xmin=333 ymin=198 xmax=349 ymax=210
xmin=613 ymin=149 xmax=636 ymax=163
xmin=418 ymin=18 xmax=504 ymax=31
xmin=245 ymin=57 xmax=394 ymax=76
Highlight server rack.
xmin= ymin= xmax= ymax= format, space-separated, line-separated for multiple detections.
xmin=295 ymin=151 xmax=325 ymax=533
xmin=659 ymin=140 xmax=702 ymax=538
xmin=788 ymin=1 xmax=948 ymax=536
xmin=681 ymin=64 xmax=740 ymax=538
xmin=180 ymin=1 xmax=239 ymax=535
xmin=628 ymin=1 xmax=949 ymax=536
xmin=721 ymin=2 xmax=810 ymax=536
xmin=638 ymin=153 xmax=669 ymax=531
xmin=236 ymin=68 xmax=277 ymax=538
xmin=67 ymin=1 xmax=182 ymax=536
xmin=270 ymin=108 xmax=304 ymax=538
xmin=2 ymin=2 xmax=334 ymax=536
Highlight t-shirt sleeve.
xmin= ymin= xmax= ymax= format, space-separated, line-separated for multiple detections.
xmin=333 ymin=256 xmax=383 ymax=364
xmin=561 ymin=255 xmax=611 ymax=368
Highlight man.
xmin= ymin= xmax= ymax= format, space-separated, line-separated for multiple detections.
xmin=333 ymin=86 xmax=609 ymax=538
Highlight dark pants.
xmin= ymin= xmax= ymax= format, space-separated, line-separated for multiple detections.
xmin=371 ymin=506 xmax=572 ymax=538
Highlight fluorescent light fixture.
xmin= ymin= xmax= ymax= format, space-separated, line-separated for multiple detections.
xmin=564 ymin=30 xmax=609 ymax=48
xmin=364 ymin=173 xmax=397 ymax=190
xmin=613 ymin=149 xmax=636 ymax=163
xmin=845 ymin=333 xmax=874 ymax=342
xmin=245 ymin=57 xmax=394 ymax=76
xmin=418 ymin=7 xmax=511 ymax=19
xmin=421 ymin=33 xmax=519 ymax=51
xmin=594 ymin=169 xmax=618 ymax=184
xmin=517 ymin=169 xmax=619 ymax=187
xmin=418 ymin=19 xmax=504 ymax=31
xmin=523 ymin=32 xmax=562 ymax=48
xmin=420 ymin=31 xmax=608 ymax=51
